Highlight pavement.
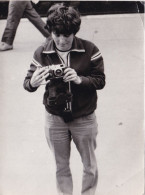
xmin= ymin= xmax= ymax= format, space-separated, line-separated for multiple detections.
xmin=0 ymin=13 xmax=144 ymax=195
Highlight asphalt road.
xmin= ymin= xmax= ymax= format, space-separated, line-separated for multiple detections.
xmin=0 ymin=14 xmax=144 ymax=195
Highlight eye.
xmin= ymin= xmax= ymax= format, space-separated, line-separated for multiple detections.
xmin=53 ymin=32 xmax=60 ymax=37
xmin=55 ymin=33 xmax=60 ymax=37
xmin=64 ymin=34 xmax=70 ymax=37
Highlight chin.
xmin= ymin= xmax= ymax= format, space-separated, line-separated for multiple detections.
xmin=60 ymin=47 xmax=68 ymax=51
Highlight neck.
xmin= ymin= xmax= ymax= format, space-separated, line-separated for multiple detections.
xmin=55 ymin=47 xmax=71 ymax=52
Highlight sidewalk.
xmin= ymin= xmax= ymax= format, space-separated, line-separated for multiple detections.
xmin=0 ymin=14 xmax=144 ymax=195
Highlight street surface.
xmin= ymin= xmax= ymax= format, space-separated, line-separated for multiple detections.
xmin=0 ymin=14 xmax=144 ymax=195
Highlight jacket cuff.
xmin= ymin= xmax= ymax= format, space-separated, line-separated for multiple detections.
xmin=79 ymin=76 xmax=90 ymax=86
xmin=27 ymin=80 xmax=38 ymax=92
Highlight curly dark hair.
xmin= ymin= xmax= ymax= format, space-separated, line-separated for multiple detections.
xmin=46 ymin=4 xmax=81 ymax=35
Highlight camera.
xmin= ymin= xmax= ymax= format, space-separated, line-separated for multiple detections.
xmin=46 ymin=64 xmax=66 ymax=80
xmin=42 ymin=64 xmax=73 ymax=122
xmin=46 ymin=80 xmax=73 ymax=123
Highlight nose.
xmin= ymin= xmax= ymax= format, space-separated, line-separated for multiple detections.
xmin=59 ymin=35 xmax=67 ymax=44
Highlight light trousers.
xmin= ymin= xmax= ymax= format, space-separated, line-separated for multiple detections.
xmin=45 ymin=111 xmax=98 ymax=195
xmin=2 ymin=1 xmax=50 ymax=45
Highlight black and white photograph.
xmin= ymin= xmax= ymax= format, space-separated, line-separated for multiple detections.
xmin=0 ymin=1 xmax=144 ymax=195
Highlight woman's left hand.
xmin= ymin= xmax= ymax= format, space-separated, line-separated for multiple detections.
xmin=63 ymin=67 xmax=82 ymax=84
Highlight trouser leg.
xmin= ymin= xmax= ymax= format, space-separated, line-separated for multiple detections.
xmin=70 ymin=113 xmax=98 ymax=195
xmin=45 ymin=112 xmax=73 ymax=195
xmin=24 ymin=2 xmax=50 ymax=38
xmin=1 ymin=1 xmax=27 ymax=45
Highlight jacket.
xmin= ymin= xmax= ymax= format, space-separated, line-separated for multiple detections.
xmin=23 ymin=36 xmax=106 ymax=118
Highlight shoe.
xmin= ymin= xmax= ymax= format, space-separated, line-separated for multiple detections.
xmin=0 ymin=42 xmax=13 ymax=51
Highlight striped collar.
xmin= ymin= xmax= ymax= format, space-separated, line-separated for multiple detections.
xmin=42 ymin=36 xmax=85 ymax=54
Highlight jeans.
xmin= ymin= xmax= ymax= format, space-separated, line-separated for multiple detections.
xmin=1 ymin=1 xmax=50 ymax=45
xmin=45 ymin=111 xmax=98 ymax=195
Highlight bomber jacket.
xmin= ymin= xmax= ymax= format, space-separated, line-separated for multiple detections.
xmin=23 ymin=36 xmax=106 ymax=118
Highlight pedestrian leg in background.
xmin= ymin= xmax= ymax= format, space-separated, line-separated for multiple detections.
xmin=0 ymin=1 xmax=50 ymax=51
xmin=0 ymin=1 xmax=27 ymax=51
xmin=24 ymin=1 xmax=50 ymax=38
xmin=70 ymin=113 xmax=98 ymax=195
xmin=45 ymin=112 xmax=73 ymax=195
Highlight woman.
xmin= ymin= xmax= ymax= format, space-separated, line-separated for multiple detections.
xmin=24 ymin=4 xmax=105 ymax=195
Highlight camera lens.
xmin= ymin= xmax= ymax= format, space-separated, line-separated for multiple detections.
xmin=54 ymin=69 xmax=63 ymax=77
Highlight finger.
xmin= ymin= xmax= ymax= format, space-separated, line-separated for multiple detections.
xmin=37 ymin=67 xmax=48 ymax=75
xmin=33 ymin=68 xmax=45 ymax=79
xmin=64 ymin=67 xmax=71 ymax=73
xmin=35 ymin=66 xmax=43 ymax=73
xmin=40 ymin=69 xmax=50 ymax=77
xmin=39 ymin=72 xmax=50 ymax=82
xmin=63 ymin=70 xmax=76 ymax=79
xmin=46 ymin=80 xmax=50 ymax=84
xmin=37 ymin=69 xmax=49 ymax=80
xmin=63 ymin=75 xmax=76 ymax=82
xmin=66 ymin=68 xmax=75 ymax=74
xmin=40 ymin=79 xmax=50 ymax=85
xmin=64 ymin=67 xmax=75 ymax=75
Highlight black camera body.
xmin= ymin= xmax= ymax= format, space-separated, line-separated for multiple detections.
xmin=46 ymin=64 xmax=66 ymax=80
xmin=42 ymin=64 xmax=73 ymax=123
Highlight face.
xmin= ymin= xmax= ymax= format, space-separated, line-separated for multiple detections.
xmin=52 ymin=32 xmax=74 ymax=51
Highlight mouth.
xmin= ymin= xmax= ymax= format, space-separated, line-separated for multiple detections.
xmin=59 ymin=44 xmax=67 ymax=47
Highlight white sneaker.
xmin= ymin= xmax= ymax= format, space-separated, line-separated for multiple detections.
xmin=0 ymin=42 xmax=13 ymax=51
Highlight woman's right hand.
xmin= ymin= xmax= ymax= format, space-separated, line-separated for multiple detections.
xmin=30 ymin=67 xmax=50 ymax=88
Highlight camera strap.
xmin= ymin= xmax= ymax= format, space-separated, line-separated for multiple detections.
xmin=65 ymin=52 xmax=72 ymax=111
xmin=62 ymin=52 xmax=74 ymax=122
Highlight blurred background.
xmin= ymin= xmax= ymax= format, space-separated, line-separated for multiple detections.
xmin=0 ymin=1 xmax=144 ymax=19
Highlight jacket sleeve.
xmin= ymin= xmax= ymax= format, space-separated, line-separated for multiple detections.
xmin=78 ymin=45 xmax=105 ymax=91
xmin=23 ymin=47 xmax=43 ymax=92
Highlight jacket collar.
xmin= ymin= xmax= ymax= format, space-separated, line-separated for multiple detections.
xmin=42 ymin=36 xmax=85 ymax=54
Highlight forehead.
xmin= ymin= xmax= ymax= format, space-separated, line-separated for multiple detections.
xmin=51 ymin=24 xmax=74 ymax=36
xmin=52 ymin=32 xmax=73 ymax=37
